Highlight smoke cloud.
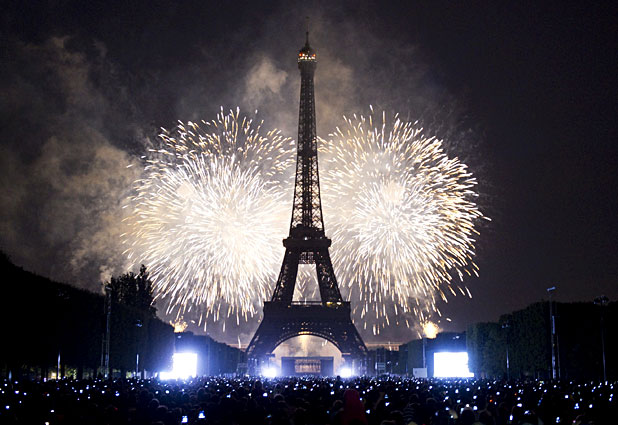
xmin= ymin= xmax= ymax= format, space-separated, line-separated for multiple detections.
xmin=1 ymin=2 xmax=482 ymax=343
xmin=0 ymin=36 xmax=142 ymax=291
xmin=243 ymin=57 xmax=289 ymax=108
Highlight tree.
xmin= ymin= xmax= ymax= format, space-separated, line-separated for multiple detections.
xmin=136 ymin=265 xmax=156 ymax=317
xmin=106 ymin=265 xmax=156 ymax=317
xmin=467 ymin=322 xmax=505 ymax=378
xmin=501 ymin=302 xmax=550 ymax=379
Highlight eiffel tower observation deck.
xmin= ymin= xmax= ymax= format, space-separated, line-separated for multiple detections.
xmin=246 ymin=29 xmax=367 ymax=375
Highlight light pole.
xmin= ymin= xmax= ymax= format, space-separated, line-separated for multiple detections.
xmin=101 ymin=284 xmax=112 ymax=379
xmin=502 ymin=321 xmax=510 ymax=381
xmin=422 ymin=337 xmax=427 ymax=370
xmin=594 ymin=295 xmax=609 ymax=382
xmin=547 ymin=286 xmax=557 ymax=380
xmin=135 ymin=319 xmax=143 ymax=378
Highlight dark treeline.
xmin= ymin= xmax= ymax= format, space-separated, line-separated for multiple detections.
xmin=0 ymin=253 xmax=174 ymax=379
xmin=467 ymin=300 xmax=618 ymax=381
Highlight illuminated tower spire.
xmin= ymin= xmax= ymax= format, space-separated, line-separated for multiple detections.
xmin=291 ymin=22 xmax=323 ymax=238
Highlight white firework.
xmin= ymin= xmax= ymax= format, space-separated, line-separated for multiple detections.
xmin=321 ymin=108 xmax=486 ymax=333
xmin=123 ymin=108 xmax=294 ymax=323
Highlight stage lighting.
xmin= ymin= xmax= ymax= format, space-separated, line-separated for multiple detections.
xmin=339 ymin=367 xmax=353 ymax=378
xmin=262 ymin=367 xmax=277 ymax=378
xmin=159 ymin=352 xmax=198 ymax=380
xmin=433 ymin=352 xmax=474 ymax=378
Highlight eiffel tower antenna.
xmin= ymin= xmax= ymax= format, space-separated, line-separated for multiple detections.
xmin=246 ymin=29 xmax=367 ymax=375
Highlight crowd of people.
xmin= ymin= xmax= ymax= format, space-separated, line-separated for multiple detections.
xmin=0 ymin=376 xmax=614 ymax=425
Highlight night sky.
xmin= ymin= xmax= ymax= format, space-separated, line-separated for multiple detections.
xmin=1 ymin=1 xmax=617 ymax=343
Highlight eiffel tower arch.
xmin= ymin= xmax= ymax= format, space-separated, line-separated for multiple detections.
xmin=246 ymin=30 xmax=367 ymax=374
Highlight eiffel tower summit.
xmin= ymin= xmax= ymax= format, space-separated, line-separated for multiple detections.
xmin=246 ymin=29 xmax=368 ymax=375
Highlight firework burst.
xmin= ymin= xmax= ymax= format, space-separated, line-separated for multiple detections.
xmin=123 ymin=108 xmax=294 ymax=324
xmin=321 ymin=108 xmax=486 ymax=334
xmin=124 ymin=107 xmax=485 ymax=338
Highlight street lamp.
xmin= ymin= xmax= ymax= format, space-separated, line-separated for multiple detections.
xmin=547 ymin=286 xmax=558 ymax=380
xmin=501 ymin=321 xmax=510 ymax=381
xmin=594 ymin=295 xmax=609 ymax=382
xmin=135 ymin=319 xmax=143 ymax=378
xmin=101 ymin=284 xmax=112 ymax=379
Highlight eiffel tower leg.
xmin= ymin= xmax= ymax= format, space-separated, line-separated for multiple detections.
xmin=270 ymin=249 xmax=300 ymax=303
xmin=246 ymin=314 xmax=279 ymax=375
xmin=314 ymin=249 xmax=343 ymax=303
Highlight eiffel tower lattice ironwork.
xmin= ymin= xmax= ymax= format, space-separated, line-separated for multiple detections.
xmin=246 ymin=31 xmax=367 ymax=372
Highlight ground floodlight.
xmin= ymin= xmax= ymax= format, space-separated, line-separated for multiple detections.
xmin=433 ymin=352 xmax=474 ymax=378
xmin=159 ymin=352 xmax=198 ymax=380
xmin=262 ymin=366 xmax=278 ymax=378
xmin=339 ymin=367 xmax=353 ymax=378
xmin=173 ymin=352 xmax=198 ymax=379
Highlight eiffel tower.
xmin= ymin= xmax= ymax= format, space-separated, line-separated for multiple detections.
xmin=246 ymin=30 xmax=367 ymax=374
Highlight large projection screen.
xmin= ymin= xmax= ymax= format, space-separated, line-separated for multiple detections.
xmin=433 ymin=352 xmax=474 ymax=378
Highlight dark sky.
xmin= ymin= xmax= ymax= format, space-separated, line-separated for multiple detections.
xmin=1 ymin=1 xmax=617 ymax=342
